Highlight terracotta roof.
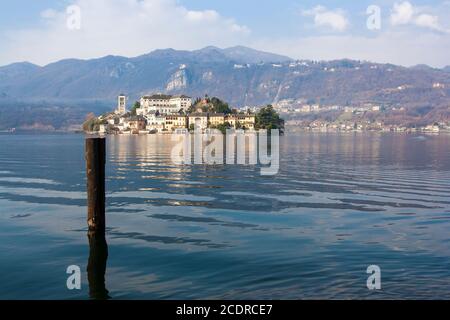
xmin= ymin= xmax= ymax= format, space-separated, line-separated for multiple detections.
xmin=142 ymin=94 xmax=173 ymax=100
xmin=141 ymin=94 xmax=191 ymax=100
xmin=128 ymin=115 xmax=146 ymax=121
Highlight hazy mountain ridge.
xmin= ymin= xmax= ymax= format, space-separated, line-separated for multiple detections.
xmin=0 ymin=46 xmax=449 ymax=130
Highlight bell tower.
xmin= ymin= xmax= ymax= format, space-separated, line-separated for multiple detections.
xmin=116 ymin=94 xmax=127 ymax=114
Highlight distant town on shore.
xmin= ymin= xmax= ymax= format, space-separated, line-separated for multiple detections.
xmin=275 ymin=99 xmax=450 ymax=133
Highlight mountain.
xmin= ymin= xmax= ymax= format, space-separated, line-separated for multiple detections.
xmin=0 ymin=46 xmax=449 ymax=129
xmin=221 ymin=46 xmax=292 ymax=64
xmin=410 ymin=64 xmax=436 ymax=71
xmin=0 ymin=62 xmax=40 ymax=83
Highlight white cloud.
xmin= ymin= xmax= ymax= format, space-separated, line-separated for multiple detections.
xmin=0 ymin=0 xmax=250 ymax=66
xmin=390 ymin=1 xmax=448 ymax=33
xmin=302 ymin=6 xmax=349 ymax=32
xmin=1 ymin=0 xmax=449 ymax=68
xmin=185 ymin=10 xmax=219 ymax=22
xmin=251 ymin=30 xmax=450 ymax=68
xmin=414 ymin=14 xmax=440 ymax=30
xmin=390 ymin=1 xmax=415 ymax=25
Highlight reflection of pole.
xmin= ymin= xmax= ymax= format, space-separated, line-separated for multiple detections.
xmin=87 ymin=230 xmax=110 ymax=300
xmin=85 ymin=138 xmax=106 ymax=232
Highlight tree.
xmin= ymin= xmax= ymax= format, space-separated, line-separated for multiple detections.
xmin=191 ymin=95 xmax=232 ymax=114
xmin=188 ymin=104 xmax=197 ymax=114
xmin=255 ymin=105 xmax=285 ymax=133
xmin=209 ymin=97 xmax=232 ymax=114
xmin=130 ymin=101 xmax=140 ymax=116
xmin=215 ymin=122 xmax=232 ymax=134
xmin=82 ymin=117 xmax=105 ymax=132
xmin=82 ymin=113 xmax=97 ymax=132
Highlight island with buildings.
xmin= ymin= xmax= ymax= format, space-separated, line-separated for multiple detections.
xmin=84 ymin=94 xmax=267 ymax=135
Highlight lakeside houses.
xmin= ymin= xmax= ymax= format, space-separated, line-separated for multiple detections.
xmin=128 ymin=116 xmax=147 ymax=132
xmin=230 ymin=114 xmax=256 ymax=130
xmin=165 ymin=114 xmax=188 ymax=132
xmin=285 ymin=119 xmax=450 ymax=133
xmin=188 ymin=113 xmax=209 ymax=131
xmin=273 ymin=99 xmax=384 ymax=115
xmin=98 ymin=94 xmax=256 ymax=134
xmin=274 ymin=99 xmax=449 ymax=133
xmin=209 ymin=113 xmax=226 ymax=127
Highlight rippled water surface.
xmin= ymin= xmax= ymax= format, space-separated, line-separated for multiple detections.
xmin=1 ymin=133 xmax=450 ymax=299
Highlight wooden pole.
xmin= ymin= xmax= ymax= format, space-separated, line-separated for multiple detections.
xmin=85 ymin=138 xmax=106 ymax=232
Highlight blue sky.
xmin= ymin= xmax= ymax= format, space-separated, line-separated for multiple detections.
xmin=0 ymin=0 xmax=449 ymax=67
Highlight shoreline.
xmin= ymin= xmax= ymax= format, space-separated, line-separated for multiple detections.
xmin=2 ymin=130 xmax=449 ymax=136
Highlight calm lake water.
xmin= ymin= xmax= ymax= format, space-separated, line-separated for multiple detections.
xmin=0 ymin=133 xmax=450 ymax=299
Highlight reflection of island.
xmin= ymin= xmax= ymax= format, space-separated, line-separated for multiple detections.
xmin=87 ymin=230 xmax=110 ymax=300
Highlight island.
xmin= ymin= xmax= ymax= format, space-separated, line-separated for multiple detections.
xmin=83 ymin=94 xmax=284 ymax=135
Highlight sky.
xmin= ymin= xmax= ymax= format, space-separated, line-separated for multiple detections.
xmin=0 ymin=0 xmax=449 ymax=67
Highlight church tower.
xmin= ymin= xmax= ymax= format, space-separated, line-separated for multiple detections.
xmin=116 ymin=94 xmax=127 ymax=114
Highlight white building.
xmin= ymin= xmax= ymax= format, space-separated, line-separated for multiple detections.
xmin=138 ymin=94 xmax=192 ymax=115
xmin=188 ymin=113 xmax=209 ymax=131
xmin=99 ymin=124 xmax=107 ymax=134
xmin=144 ymin=112 xmax=166 ymax=132
xmin=116 ymin=94 xmax=127 ymax=115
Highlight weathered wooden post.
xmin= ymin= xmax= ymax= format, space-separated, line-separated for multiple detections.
xmin=85 ymin=137 xmax=106 ymax=232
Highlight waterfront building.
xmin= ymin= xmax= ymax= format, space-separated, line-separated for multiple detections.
xmin=145 ymin=113 xmax=166 ymax=132
xmin=209 ymin=113 xmax=226 ymax=127
xmin=226 ymin=114 xmax=256 ymax=129
xmin=128 ymin=116 xmax=147 ymax=133
xmin=165 ymin=115 xmax=187 ymax=131
xmin=188 ymin=113 xmax=209 ymax=131
xmin=138 ymin=94 xmax=192 ymax=115
xmin=237 ymin=114 xmax=256 ymax=130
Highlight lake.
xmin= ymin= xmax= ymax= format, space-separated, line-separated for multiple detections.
xmin=0 ymin=132 xmax=449 ymax=299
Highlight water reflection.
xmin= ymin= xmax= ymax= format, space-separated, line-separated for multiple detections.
xmin=87 ymin=230 xmax=110 ymax=300
xmin=2 ymin=133 xmax=450 ymax=299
